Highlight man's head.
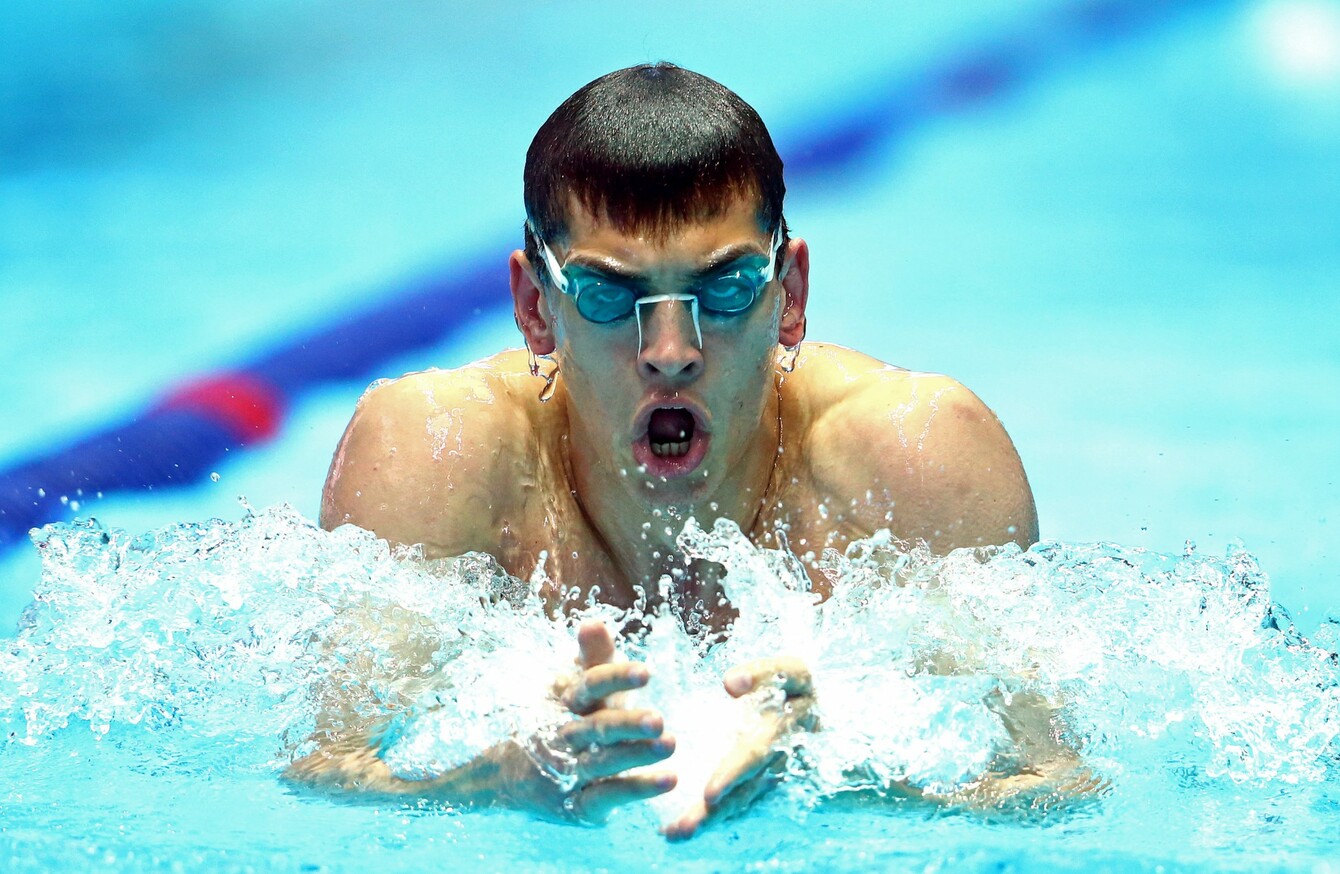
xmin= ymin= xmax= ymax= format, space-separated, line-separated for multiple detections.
xmin=509 ymin=63 xmax=808 ymax=517
xmin=522 ymin=62 xmax=787 ymax=263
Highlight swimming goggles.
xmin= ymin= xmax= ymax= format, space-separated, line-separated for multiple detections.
xmin=532 ymin=224 xmax=785 ymax=326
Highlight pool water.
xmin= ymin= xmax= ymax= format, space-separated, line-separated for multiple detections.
xmin=2 ymin=507 xmax=1337 ymax=871
xmin=2 ymin=0 xmax=1339 ymax=869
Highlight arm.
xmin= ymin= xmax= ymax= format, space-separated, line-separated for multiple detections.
xmin=892 ymin=685 xmax=1103 ymax=811
xmin=287 ymin=621 xmax=678 ymax=822
xmin=666 ymin=372 xmax=1062 ymax=836
xmin=834 ymin=378 xmax=1098 ymax=804
xmin=295 ymin=372 xmax=675 ymax=818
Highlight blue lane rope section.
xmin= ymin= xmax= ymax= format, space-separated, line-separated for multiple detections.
xmin=0 ymin=0 xmax=1225 ymax=552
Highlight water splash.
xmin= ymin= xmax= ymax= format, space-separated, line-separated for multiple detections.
xmin=1 ymin=507 xmax=1336 ymax=832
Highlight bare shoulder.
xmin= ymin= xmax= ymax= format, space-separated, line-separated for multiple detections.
xmin=790 ymin=343 xmax=1037 ymax=551
xmin=320 ymin=349 xmax=540 ymax=557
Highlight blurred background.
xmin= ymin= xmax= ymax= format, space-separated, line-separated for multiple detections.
xmin=2 ymin=0 xmax=1337 ymax=630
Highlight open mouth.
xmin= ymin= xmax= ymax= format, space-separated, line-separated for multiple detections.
xmin=633 ymin=402 xmax=710 ymax=478
xmin=648 ymin=407 xmax=695 ymax=457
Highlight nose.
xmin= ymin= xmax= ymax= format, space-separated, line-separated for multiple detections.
xmin=636 ymin=295 xmax=703 ymax=381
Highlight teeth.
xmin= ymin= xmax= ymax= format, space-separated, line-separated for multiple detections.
xmin=650 ymin=441 xmax=690 ymax=458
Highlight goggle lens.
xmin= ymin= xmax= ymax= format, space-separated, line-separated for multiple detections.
xmin=569 ymin=274 xmax=639 ymax=323
xmin=694 ymin=270 xmax=761 ymax=315
xmin=568 ymin=268 xmax=763 ymax=323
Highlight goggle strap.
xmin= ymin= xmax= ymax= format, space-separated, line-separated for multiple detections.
xmin=635 ymin=293 xmax=702 ymax=350
xmin=533 ymin=232 xmax=569 ymax=294
xmin=764 ymin=223 xmax=784 ymax=283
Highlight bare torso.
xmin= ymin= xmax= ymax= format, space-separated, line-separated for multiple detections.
xmin=320 ymin=342 xmax=1037 ymax=627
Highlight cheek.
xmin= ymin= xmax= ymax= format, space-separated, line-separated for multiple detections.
xmin=555 ymin=316 xmax=624 ymax=372
xmin=554 ymin=320 xmax=637 ymax=412
xmin=712 ymin=299 xmax=782 ymax=369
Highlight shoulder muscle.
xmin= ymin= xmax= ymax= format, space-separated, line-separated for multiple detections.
xmin=811 ymin=371 xmax=1037 ymax=552
xmin=320 ymin=365 xmax=526 ymax=557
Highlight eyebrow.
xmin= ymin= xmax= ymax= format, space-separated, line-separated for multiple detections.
xmin=563 ymin=242 xmax=768 ymax=284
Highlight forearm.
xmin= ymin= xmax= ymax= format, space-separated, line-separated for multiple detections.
xmin=854 ymin=688 xmax=1100 ymax=809
xmin=285 ymin=733 xmax=528 ymax=809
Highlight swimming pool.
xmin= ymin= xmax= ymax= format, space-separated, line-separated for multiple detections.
xmin=2 ymin=0 xmax=1338 ymax=868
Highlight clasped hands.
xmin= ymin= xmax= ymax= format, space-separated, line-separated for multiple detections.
xmin=517 ymin=619 xmax=814 ymax=840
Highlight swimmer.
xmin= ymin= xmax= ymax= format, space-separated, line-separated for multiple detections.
xmin=289 ymin=63 xmax=1084 ymax=837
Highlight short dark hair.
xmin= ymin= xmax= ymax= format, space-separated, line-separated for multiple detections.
xmin=523 ymin=62 xmax=787 ymax=275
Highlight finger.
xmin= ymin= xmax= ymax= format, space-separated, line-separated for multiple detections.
xmin=722 ymin=656 xmax=813 ymax=698
xmin=703 ymin=733 xmax=780 ymax=805
xmin=661 ymin=798 xmax=709 ymax=842
xmin=577 ymin=771 xmax=677 ymax=821
xmin=577 ymin=735 xmax=676 ymax=781
xmin=560 ymin=709 xmax=664 ymax=748
xmin=563 ymin=662 xmax=649 ymax=713
xmin=577 ymin=620 xmax=616 ymax=669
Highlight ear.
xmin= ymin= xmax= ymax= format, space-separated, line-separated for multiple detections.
xmin=509 ymin=250 xmax=556 ymax=355
xmin=777 ymin=238 xmax=809 ymax=348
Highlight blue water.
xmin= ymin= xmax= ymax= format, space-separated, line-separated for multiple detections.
xmin=2 ymin=0 xmax=1339 ymax=868
xmin=3 ymin=508 xmax=1337 ymax=871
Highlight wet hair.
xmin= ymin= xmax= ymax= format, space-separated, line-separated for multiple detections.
xmin=523 ymin=62 xmax=787 ymax=277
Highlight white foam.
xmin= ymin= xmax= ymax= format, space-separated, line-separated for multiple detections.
xmin=2 ymin=506 xmax=1336 ymax=829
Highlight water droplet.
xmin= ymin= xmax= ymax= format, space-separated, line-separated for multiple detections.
xmin=69 ymin=500 xmax=81 ymax=512
xmin=210 ymin=472 xmax=221 ymax=483
xmin=37 ymin=488 xmax=45 ymax=498
xmin=1006 ymin=525 xmax=1017 ymax=535
xmin=59 ymin=495 xmax=69 ymax=506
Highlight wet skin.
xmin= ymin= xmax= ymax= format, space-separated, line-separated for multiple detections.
xmin=301 ymin=198 xmax=1040 ymax=836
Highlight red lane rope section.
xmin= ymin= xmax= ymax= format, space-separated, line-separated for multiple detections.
xmin=156 ymin=374 xmax=285 ymax=445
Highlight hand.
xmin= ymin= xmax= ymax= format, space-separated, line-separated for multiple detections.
xmin=505 ymin=619 xmax=678 ymax=823
xmin=662 ymin=657 xmax=815 ymax=841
